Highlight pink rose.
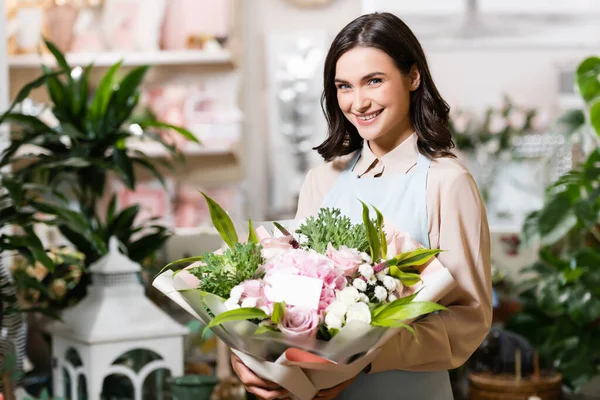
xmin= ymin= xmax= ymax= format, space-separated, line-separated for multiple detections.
xmin=325 ymin=244 xmax=363 ymax=276
xmin=278 ymin=306 xmax=320 ymax=338
xmin=256 ymin=225 xmax=295 ymax=260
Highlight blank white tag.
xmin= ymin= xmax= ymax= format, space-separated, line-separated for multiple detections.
xmin=265 ymin=273 xmax=323 ymax=310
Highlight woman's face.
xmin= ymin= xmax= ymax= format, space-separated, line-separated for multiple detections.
xmin=335 ymin=46 xmax=419 ymax=154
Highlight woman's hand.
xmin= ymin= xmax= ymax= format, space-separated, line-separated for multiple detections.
xmin=230 ymin=354 xmax=290 ymax=400
xmin=313 ymin=375 xmax=357 ymax=399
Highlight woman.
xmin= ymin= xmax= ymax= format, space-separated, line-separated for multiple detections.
xmin=232 ymin=12 xmax=492 ymax=400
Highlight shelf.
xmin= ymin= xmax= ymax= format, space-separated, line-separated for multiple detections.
xmin=127 ymin=141 xmax=236 ymax=158
xmin=8 ymin=49 xmax=233 ymax=69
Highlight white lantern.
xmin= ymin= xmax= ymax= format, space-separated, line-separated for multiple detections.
xmin=47 ymin=237 xmax=188 ymax=400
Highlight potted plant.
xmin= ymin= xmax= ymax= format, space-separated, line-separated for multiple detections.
xmin=505 ymin=56 xmax=600 ymax=393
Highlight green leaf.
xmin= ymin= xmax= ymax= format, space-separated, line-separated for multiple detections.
xmin=372 ymin=320 xmax=416 ymax=336
xmin=248 ymin=219 xmax=259 ymax=244
xmin=90 ymin=60 xmax=122 ymax=121
xmin=158 ymin=256 xmax=206 ymax=276
xmin=389 ymin=266 xmax=421 ymax=286
xmin=254 ymin=324 xmax=280 ymax=335
xmin=202 ymin=307 xmax=268 ymax=338
xmin=130 ymin=157 xmax=167 ymax=188
xmin=0 ymin=71 xmax=65 ymax=122
xmin=201 ymin=191 xmax=238 ymax=248
xmin=127 ymin=230 xmax=170 ymax=263
xmin=373 ymin=205 xmax=387 ymax=260
xmin=271 ymin=302 xmax=285 ymax=325
xmin=106 ymin=194 xmax=117 ymax=224
xmin=44 ymin=38 xmax=71 ymax=77
xmin=273 ymin=221 xmax=292 ymax=236
xmin=0 ymin=113 xmax=53 ymax=133
xmin=359 ymin=200 xmax=380 ymax=262
xmin=576 ymin=56 xmax=600 ymax=103
xmin=112 ymin=149 xmax=135 ymax=189
xmin=372 ymin=301 xmax=446 ymax=324
xmin=139 ymin=119 xmax=199 ymax=143
xmin=372 ymin=292 xmax=418 ymax=318
xmin=393 ymin=248 xmax=443 ymax=269
xmin=590 ymin=99 xmax=600 ymax=136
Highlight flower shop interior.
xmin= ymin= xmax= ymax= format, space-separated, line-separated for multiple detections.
xmin=0 ymin=0 xmax=599 ymax=399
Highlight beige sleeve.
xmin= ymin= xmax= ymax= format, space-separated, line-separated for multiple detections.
xmin=294 ymin=168 xmax=324 ymax=220
xmin=370 ymin=171 xmax=493 ymax=372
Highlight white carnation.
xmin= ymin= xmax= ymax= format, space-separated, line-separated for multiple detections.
xmin=367 ymin=275 xmax=378 ymax=285
xmin=361 ymin=252 xmax=372 ymax=264
xmin=327 ymin=300 xmax=348 ymax=317
xmin=359 ymin=293 xmax=370 ymax=303
xmin=325 ymin=312 xmax=343 ymax=330
xmin=346 ymin=302 xmax=372 ymax=325
xmin=338 ymin=286 xmax=360 ymax=305
xmin=352 ymin=278 xmax=367 ymax=292
xmin=376 ymin=271 xmax=387 ymax=281
xmin=374 ymin=286 xmax=387 ymax=302
xmin=383 ymin=276 xmax=398 ymax=291
xmin=224 ymin=298 xmax=240 ymax=310
xmin=241 ymin=297 xmax=257 ymax=308
xmin=229 ymin=285 xmax=244 ymax=303
xmin=358 ymin=264 xmax=374 ymax=279
xmin=388 ymin=294 xmax=398 ymax=302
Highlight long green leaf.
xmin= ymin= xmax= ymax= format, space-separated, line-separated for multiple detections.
xmin=389 ymin=266 xmax=421 ymax=286
xmin=44 ymin=38 xmax=71 ymax=78
xmin=127 ymin=231 xmax=170 ymax=263
xmin=590 ymin=99 xmax=600 ymax=136
xmin=393 ymin=248 xmax=443 ymax=268
xmin=271 ymin=302 xmax=286 ymax=325
xmin=112 ymin=149 xmax=135 ymax=189
xmin=576 ymin=56 xmax=600 ymax=103
xmin=203 ymin=307 xmax=268 ymax=337
xmin=373 ymin=205 xmax=387 ymax=260
xmin=0 ymin=71 xmax=65 ymax=123
xmin=90 ymin=60 xmax=122 ymax=122
xmin=0 ymin=113 xmax=53 ymax=133
xmin=360 ymin=200 xmax=380 ymax=262
xmin=130 ymin=157 xmax=167 ymax=188
xmin=372 ymin=301 xmax=447 ymax=324
xmin=109 ymin=65 xmax=149 ymax=126
xmin=201 ymin=191 xmax=238 ymax=248
xmin=372 ymin=320 xmax=416 ymax=336
xmin=372 ymin=292 xmax=419 ymax=319
xmin=140 ymin=120 xmax=199 ymax=143
xmin=158 ymin=256 xmax=206 ymax=275
xmin=254 ymin=324 xmax=279 ymax=335
xmin=248 ymin=219 xmax=259 ymax=244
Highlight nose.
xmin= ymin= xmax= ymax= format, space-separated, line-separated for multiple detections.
xmin=352 ymin=90 xmax=371 ymax=113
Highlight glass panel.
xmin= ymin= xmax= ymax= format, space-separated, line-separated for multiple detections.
xmin=111 ymin=348 xmax=163 ymax=373
xmin=101 ymin=373 xmax=134 ymax=400
xmin=65 ymin=348 xmax=83 ymax=367
xmin=62 ymin=367 xmax=72 ymax=400
xmin=77 ymin=374 xmax=88 ymax=400
xmin=142 ymin=368 xmax=171 ymax=400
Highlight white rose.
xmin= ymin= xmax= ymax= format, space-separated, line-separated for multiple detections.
xmin=383 ymin=276 xmax=398 ymax=291
xmin=359 ymin=293 xmax=370 ymax=303
xmin=325 ymin=312 xmax=343 ymax=330
xmin=229 ymin=285 xmax=244 ymax=303
xmin=338 ymin=287 xmax=360 ymax=305
xmin=358 ymin=264 xmax=374 ymax=279
xmin=352 ymin=278 xmax=367 ymax=292
xmin=224 ymin=298 xmax=240 ymax=310
xmin=241 ymin=298 xmax=257 ymax=308
xmin=346 ymin=302 xmax=372 ymax=325
xmin=388 ymin=294 xmax=398 ymax=302
xmin=374 ymin=286 xmax=387 ymax=302
xmin=326 ymin=300 xmax=348 ymax=317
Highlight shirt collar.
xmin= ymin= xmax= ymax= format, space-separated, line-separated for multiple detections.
xmin=353 ymin=132 xmax=420 ymax=177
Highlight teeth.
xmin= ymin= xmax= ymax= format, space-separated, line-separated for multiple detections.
xmin=358 ymin=110 xmax=381 ymax=121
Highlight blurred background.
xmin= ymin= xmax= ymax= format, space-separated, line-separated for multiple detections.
xmin=0 ymin=0 xmax=599 ymax=399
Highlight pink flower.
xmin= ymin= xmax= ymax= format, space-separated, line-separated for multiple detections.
xmin=255 ymin=225 xmax=295 ymax=260
xmin=278 ymin=306 xmax=320 ymax=338
xmin=325 ymin=244 xmax=363 ymax=276
xmin=175 ymin=269 xmax=201 ymax=288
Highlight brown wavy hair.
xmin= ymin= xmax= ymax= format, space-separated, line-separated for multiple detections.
xmin=315 ymin=12 xmax=455 ymax=161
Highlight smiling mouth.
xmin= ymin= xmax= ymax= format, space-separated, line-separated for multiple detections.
xmin=356 ymin=110 xmax=382 ymax=121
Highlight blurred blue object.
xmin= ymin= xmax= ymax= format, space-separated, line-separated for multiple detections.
xmin=492 ymin=287 xmax=500 ymax=308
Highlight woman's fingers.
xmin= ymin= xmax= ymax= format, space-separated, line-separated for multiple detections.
xmin=247 ymin=385 xmax=290 ymax=400
xmin=231 ymin=354 xmax=284 ymax=390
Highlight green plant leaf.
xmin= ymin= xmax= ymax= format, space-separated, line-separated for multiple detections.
xmin=44 ymin=38 xmax=71 ymax=77
xmin=389 ymin=266 xmax=421 ymax=286
xmin=203 ymin=307 xmax=268 ymax=338
xmin=576 ymin=56 xmax=600 ymax=103
xmin=359 ymin=200 xmax=380 ymax=262
xmin=372 ymin=301 xmax=446 ymax=324
xmin=254 ymin=324 xmax=279 ymax=335
xmin=273 ymin=221 xmax=292 ymax=236
xmin=271 ymin=302 xmax=285 ymax=325
xmin=112 ymin=149 xmax=135 ymax=189
xmin=90 ymin=60 xmax=122 ymax=123
xmin=127 ymin=230 xmax=170 ymax=263
xmin=201 ymin=191 xmax=238 ymax=248
xmin=138 ymin=119 xmax=199 ymax=143
xmin=158 ymin=256 xmax=206 ymax=275
xmin=248 ymin=219 xmax=259 ymax=244
xmin=0 ymin=71 xmax=65 ymax=122
xmin=373 ymin=205 xmax=387 ymax=260
xmin=130 ymin=157 xmax=167 ymax=188
xmin=372 ymin=292 xmax=418 ymax=318
xmin=372 ymin=320 xmax=416 ymax=336
xmin=590 ymin=99 xmax=600 ymax=136
xmin=0 ymin=113 xmax=53 ymax=133
xmin=392 ymin=248 xmax=443 ymax=269
xmin=106 ymin=194 xmax=117 ymax=225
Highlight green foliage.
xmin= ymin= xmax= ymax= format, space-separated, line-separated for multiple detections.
xmin=296 ymin=208 xmax=373 ymax=254
xmin=201 ymin=191 xmax=238 ymax=248
xmin=203 ymin=307 xmax=268 ymax=338
xmin=506 ymin=55 xmax=600 ymax=391
xmin=187 ymin=242 xmax=264 ymax=299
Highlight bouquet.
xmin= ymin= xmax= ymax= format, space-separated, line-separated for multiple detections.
xmin=153 ymin=194 xmax=456 ymax=399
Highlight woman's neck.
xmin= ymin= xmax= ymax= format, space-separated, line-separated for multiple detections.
xmin=368 ymin=124 xmax=415 ymax=158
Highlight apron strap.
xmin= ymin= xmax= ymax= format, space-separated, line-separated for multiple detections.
xmin=344 ymin=150 xmax=362 ymax=172
xmin=414 ymin=152 xmax=432 ymax=173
